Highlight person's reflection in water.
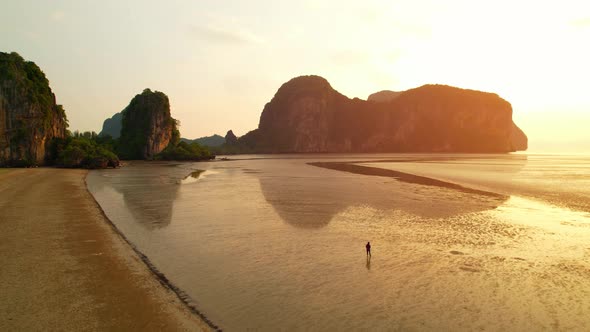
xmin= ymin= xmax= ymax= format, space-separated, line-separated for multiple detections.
xmin=366 ymin=241 xmax=372 ymax=270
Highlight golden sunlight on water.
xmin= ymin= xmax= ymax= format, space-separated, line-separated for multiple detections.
xmin=87 ymin=154 xmax=590 ymax=331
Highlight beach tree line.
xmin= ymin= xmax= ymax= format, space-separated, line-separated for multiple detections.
xmin=46 ymin=129 xmax=214 ymax=168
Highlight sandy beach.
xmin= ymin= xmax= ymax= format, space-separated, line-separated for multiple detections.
xmin=0 ymin=168 xmax=211 ymax=331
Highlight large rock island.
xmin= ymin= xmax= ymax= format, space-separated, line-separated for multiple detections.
xmin=117 ymin=89 xmax=177 ymax=160
xmin=0 ymin=52 xmax=67 ymax=166
xmin=113 ymin=89 xmax=213 ymax=161
xmin=231 ymin=75 xmax=528 ymax=153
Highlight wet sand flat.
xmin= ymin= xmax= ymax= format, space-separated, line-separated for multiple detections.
xmin=0 ymin=168 xmax=210 ymax=331
xmin=88 ymin=156 xmax=590 ymax=330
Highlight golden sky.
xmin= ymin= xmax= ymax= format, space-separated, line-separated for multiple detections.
xmin=1 ymin=0 xmax=589 ymax=151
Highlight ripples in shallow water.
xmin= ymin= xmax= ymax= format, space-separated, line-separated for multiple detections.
xmin=87 ymin=154 xmax=590 ymax=331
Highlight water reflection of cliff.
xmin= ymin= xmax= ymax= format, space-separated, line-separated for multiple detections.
xmin=258 ymin=156 xmax=527 ymax=229
xmin=109 ymin=164 xmax=185 ymax=229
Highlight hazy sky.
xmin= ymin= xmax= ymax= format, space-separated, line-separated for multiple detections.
xmin=1 ymin=0 xmax=589 ymax=152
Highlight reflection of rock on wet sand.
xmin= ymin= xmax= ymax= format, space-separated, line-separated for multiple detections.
xmin=258 ymin=176 xmax=346 ymax=228
xmin=110 ymin=165 xmax=183 ymax=229
xmin=257 ymin=157 xmax=529 ymax=229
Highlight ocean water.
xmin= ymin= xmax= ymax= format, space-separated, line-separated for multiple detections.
xmin=86 ymin=154 xmax=590 ymax=331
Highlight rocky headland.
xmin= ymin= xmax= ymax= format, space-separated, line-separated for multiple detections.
xmin=102 ymin=113 xmax=225 ymax=148
xmin=113 ymin=89 xmax=213 ymax=161
xmin=117 ymin=89 xmax=177 ymax=160
xmin=0 ymin=52 xmax=67 ymax=166
xmin=99 ymin=112 xmax=123 ymax=139
xmin=0 ymin=52 xmax=120 ymax=168
xmin=226 ymin=75 xmax=528 ymax=153
xmin=180 ymin=134 xmax=225 ymax=147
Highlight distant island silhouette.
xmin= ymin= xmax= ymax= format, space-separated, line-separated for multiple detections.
xmin=96 ymin=74 xmax=529 ymax=156
xmin=221 ymin=75 xmax=528 ymax=154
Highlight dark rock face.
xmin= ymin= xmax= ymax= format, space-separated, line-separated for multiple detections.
xmin=367 ymin=90 xmax=401 ymax=103
xmin=118 ymin=89 xmax=176 ymax=160
xmin=241 ymin=75 xmax=527 ymax=153
xmin=99 ymin=111 xmax=123 ymax=138
xmin=256 ymin=76 xmax=349 ymax=152
xmin=225 ymin=130 xmax=238 ymax=145
xmin=181 ymin=134 xmax=225 ymax=147
xmin=510 ymin=123 xmax=528 ymax=151
xmin=0 ymin=52 xmax=67 ymax=166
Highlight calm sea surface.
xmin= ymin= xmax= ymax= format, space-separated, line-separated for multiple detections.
xmin=87 ymin=154 xmax=590 ymax=331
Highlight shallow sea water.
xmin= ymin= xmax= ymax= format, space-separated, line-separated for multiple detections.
xmin=87 ymin=154 xmax=590 ymax=331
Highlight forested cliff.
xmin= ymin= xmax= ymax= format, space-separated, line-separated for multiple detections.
xmin=0 ymin=52 xmax=67 ymax=166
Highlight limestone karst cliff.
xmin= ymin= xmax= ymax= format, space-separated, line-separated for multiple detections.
xmin=225 ymin=130 xmax=238 ymax=145
xmin=99 ymin=111 xmax=123 ymax=138
xmin=117 ymin=89 xmax=176 ymax=160
xmin=0 ymin=52 xmax=67 ymax=166
xmin=367 ymin=90 xmax=401 ymax=103
xmin=510 ymin=123 xmax=528 ymax=151
xmin=181 ymin=134 xmax=225 ymax=147
xmin=234 ymin=75 xmax=528 ymax=153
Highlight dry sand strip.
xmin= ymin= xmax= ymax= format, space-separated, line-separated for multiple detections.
xmin=0 ymin=168 xmax=212 ymax=331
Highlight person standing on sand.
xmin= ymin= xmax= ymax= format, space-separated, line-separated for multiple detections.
xmin=366 ymin=241 xmax=371 ymax=257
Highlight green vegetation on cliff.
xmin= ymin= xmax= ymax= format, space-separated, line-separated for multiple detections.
xmin=0 ymin=52 xmax=61 ymax=125
xmin=0 ymin=52 xmax=68 ymax=166
xmin=113 ymin=88 xmax=214 ymax=161
xmin=117 ymin=89 xmax=175 ymax=160
xmin=0 ymin=52 xmax=120 ymax=168
xmin=2 ymin=53 xmax=213 ymax=167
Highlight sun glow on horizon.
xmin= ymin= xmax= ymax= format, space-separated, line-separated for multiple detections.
xmin=328 ymin=1 xmax=590 ymax=107
xmin=324 ymin=0 xmax=590 ymax=152
xmin=0 ymin=0 xmax=589 ymax=151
